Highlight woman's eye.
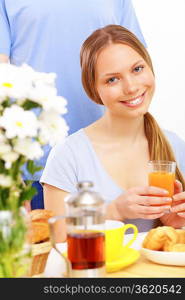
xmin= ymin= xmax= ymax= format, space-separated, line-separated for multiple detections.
xmin=134 ymin=66 xmax=144 ymax=73
xmin=107 ymin=77 xmax=118 ymax=84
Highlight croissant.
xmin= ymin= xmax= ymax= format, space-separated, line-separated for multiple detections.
xmin=176 ymin=229 xmax=185 ymax=243
xmin=165 ymin=243 xmax=185 ymax=252
xmin=142 ymin=226 xmax=178 ymax=251
xmin=163 ymin=229 xmax=185 ymax=251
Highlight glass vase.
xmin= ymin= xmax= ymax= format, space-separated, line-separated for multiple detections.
xmin=0 ymin=207 xmax=32 ymax=278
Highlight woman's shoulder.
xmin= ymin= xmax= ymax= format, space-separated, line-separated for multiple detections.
xmin=49 ymin=128 xmax=89 ymax=159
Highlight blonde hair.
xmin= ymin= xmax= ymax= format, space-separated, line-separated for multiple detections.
xmin=80 ymin=25 xmax=185 ymax=189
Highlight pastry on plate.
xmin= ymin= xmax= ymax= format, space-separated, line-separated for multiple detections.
xmin=142 ymin=226 xmax=178 ymax=251
xmin=164 ymin=243 xmax=185 ymax=252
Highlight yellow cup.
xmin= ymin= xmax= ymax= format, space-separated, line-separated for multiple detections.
xmin=105 ymin=220 xmax=138 ymax=262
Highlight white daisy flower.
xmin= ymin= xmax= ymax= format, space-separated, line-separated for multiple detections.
xmin=0 ymin=105 xmax=39 ymax=138
xmin=0 ymin=174 xmax=12 ymax=187
xmin=14 ymin=138 xmax=44 ymax=160
xmin=39 ymin=111 xmax=69 ymax=146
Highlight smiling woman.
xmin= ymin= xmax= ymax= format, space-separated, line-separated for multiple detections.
xmin=41 ymin=25 xmax=185 ymax=240
xmin=95 ymin=43 xmax=154 ymax=118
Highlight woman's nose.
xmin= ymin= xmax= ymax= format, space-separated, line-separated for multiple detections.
xmin=122 ymin=76 xmax=139 ymax=95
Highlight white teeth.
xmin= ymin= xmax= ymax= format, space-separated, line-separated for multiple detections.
xmin=125 ymin=96 xmax=142 ymax=105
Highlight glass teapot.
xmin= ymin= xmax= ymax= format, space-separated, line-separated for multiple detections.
xmin=49 ymin=181 xmax=106 ymax=277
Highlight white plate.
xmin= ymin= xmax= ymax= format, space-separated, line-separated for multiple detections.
xmin=141 ymin=247 xmax=185 ymax=266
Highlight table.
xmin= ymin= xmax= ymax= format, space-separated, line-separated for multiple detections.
xmin=106 ymin=255 xmax=185 ymax=278
xmin=32 ymin=233 xmax=185 ymax=278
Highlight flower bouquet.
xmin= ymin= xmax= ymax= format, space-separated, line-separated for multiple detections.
xmin=0 ymin=63 xmax=68 ymax=277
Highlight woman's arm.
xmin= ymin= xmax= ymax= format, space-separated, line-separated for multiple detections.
xmin=43 ymin=183 xmax=69 ymax=242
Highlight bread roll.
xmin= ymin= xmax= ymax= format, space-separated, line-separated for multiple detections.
xmin=31 ymin=222 xmax=50 ymax=244
xmin=30 ymin=209 xmax=54 ymax=222
xmin=29 ymin=209 xmax=54 ymax=244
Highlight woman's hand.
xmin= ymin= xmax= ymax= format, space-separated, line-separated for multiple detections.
xmin=108 ymin=186 xmax=172 ymax=220
xmin=160 ymin=180 xmax=185 ymax=228
xmin=171 ymin=180 xmax=185 ymax=217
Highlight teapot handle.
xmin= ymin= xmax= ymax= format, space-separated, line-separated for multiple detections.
xmin=48 ymin=215 xmax=71 ymax=277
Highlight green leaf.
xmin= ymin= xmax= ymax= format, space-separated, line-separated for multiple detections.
xmin=26 ymin=160 xmax=43 ymax=175
xmin=0 ymin=188 xmax=10 ymax=210
xmin=22 ymin=100 xmax=41 ymax=110
xmin=10 ymin=156 xmax=25 ymax=180
xmin=0 ymin=160 xmax=7 ymax=175
xmin=18 ymin=186 xmax=37 ymax=205
xmin=0 ymin=97 xmax=10 ymax=110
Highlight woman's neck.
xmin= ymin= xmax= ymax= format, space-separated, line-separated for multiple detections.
xmin=92 ymin=112 xmax=146 ymax=145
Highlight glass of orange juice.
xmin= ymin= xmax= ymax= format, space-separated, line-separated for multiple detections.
xmin=148 ymin=160 xmax=176 ymax=206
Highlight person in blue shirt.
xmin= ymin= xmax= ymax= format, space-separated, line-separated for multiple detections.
xmin=0 ymin=0 xmax=146 ymax=209
xmin=41 ymin=25 xmax=185 ymax=240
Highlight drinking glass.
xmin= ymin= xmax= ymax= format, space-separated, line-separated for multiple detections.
xmin=148 ymin=160 xmax=176 ymax=206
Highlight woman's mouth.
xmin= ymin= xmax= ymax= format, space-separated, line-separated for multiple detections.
xmin=120 ymin=92 xmax=145 ymax=107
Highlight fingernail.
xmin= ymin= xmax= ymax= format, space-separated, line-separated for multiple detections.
xmin=177 ymin=212 xmax=185 ymax=217
xmin=165 ymin=198 xmax=172 ymax=202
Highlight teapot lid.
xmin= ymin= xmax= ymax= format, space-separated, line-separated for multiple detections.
xmin=65 ymin=181 xmax=104 ymax=207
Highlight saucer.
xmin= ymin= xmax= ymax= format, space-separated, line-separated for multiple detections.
xmin=106 ymin=247 xmax=140 ymax=273
xmin=61 ymin=247 xmax=140 ymax=274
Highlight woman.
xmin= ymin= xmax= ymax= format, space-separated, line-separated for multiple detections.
xmin=41 ymin=25 xmax=185 ymax=240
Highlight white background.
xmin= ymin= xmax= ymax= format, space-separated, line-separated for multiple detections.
xmin=132 ymin=0 xmax=185 ymax=140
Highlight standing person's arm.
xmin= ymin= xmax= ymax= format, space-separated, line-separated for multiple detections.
xmin=0 ymin=1 xmax=11 ymax=62
xmin=121 ymin=0 xmax=147 ymax=47
xmin=0 ymin=54 xmax=9 ymax=62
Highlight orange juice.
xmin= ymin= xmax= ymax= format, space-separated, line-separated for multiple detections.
xmin=148 ymin=171 xmax=175 ymax=206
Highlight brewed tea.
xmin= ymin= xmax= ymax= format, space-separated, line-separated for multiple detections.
xmin=67 ymin=231 xmax=105 ymax=270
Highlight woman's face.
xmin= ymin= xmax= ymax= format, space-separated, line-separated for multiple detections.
xmin=95 ymin=43 xmax=155 ymax=119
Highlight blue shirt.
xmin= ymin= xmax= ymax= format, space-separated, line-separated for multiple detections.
xmin=0 ymin=0 xmax=146 ymax=180
xmin=40 ymin=128 xmax=185 ymax=232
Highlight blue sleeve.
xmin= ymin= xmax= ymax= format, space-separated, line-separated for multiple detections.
xmin=173 ymin=134 xmax=185 ymax=177
xmin=164 ymin=130 xmax=185 ymax=177
xmin=120 ymin=0 xmax=147 ymax=47
xmin=40 ymin=141 xmax=78 ymax=193
xmin=0 ymin=0 xmax=11 ymax=55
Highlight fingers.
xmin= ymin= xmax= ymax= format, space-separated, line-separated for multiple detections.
xmin=136 ymin=196 xmax=172 ymax=206
xmin=174 ymin=179 xmax=183 ymax=194
xmin=171 ymin=191 xmax=185 ymax=215
xmin=140 ymin=213 xmax=165 ymax=220
xmin=129 ymin=186 xmax=169 ymax=196
xmin=176 ymin=212 xmax=185 ymax=218
xmin=171 ymin=202 xmax=185 ymax=213
xmin=138 ymin=204 xmax=171 ymax=216
xmin=172 ymin=191 xmax=185 ymax=202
